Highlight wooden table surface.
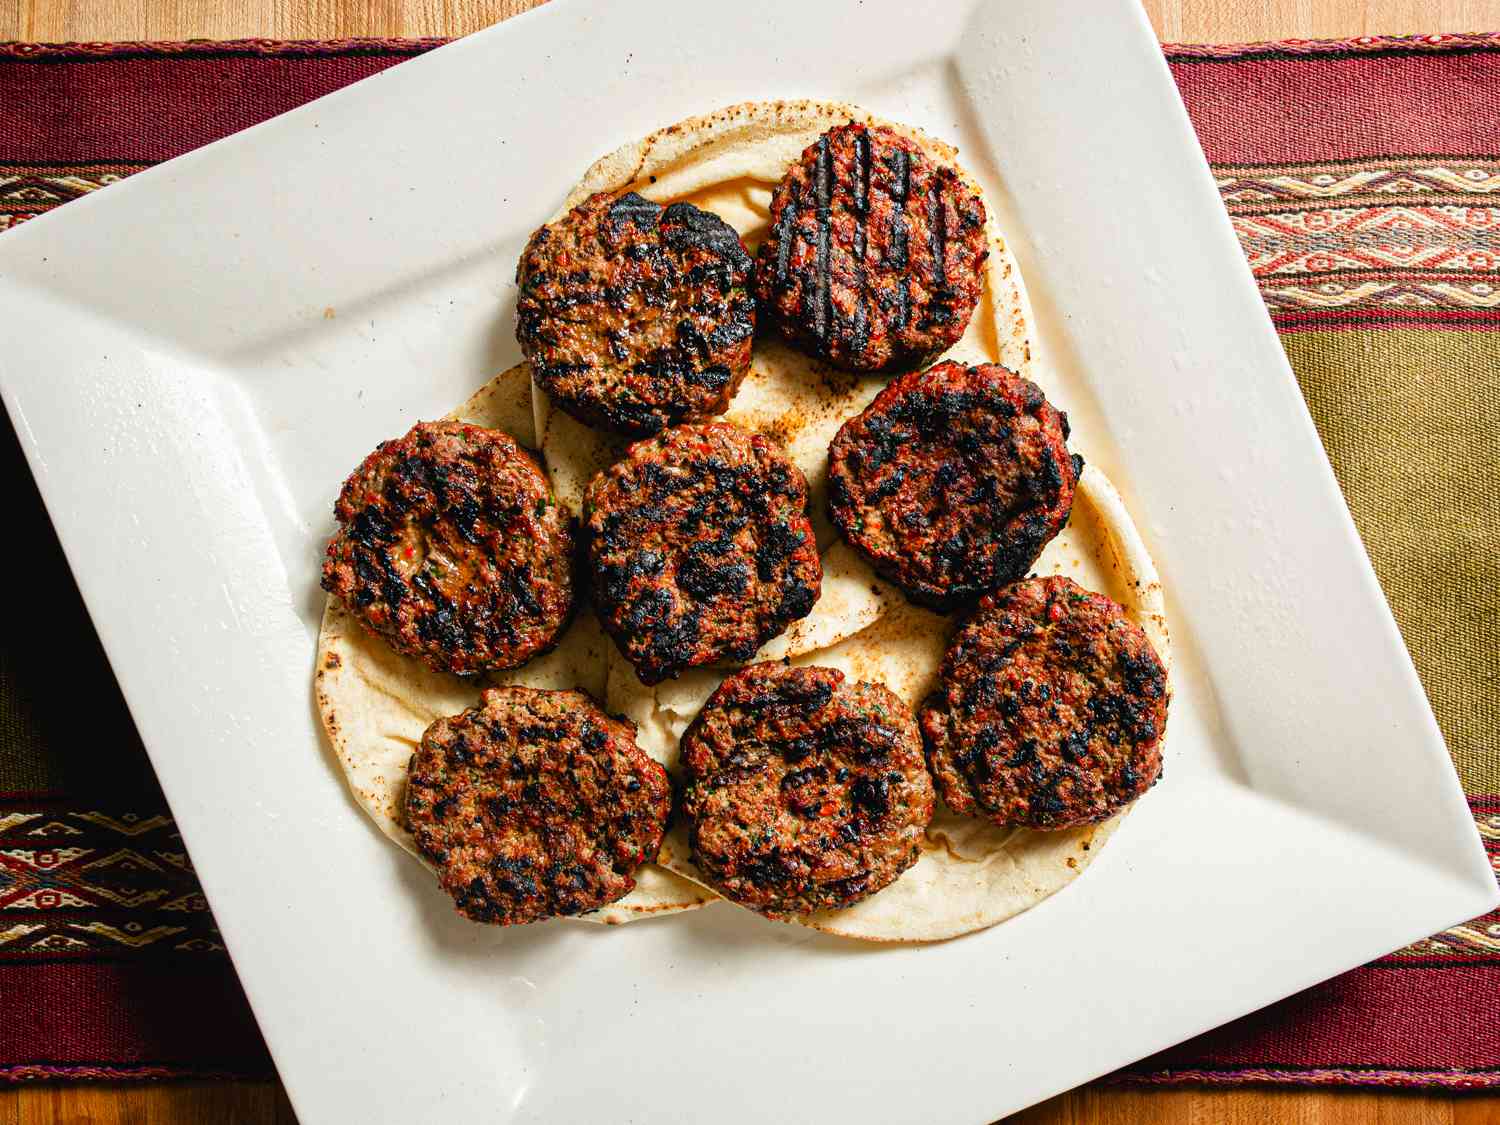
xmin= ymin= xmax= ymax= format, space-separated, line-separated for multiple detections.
xmin=2 ymin=0 xmax=1499 ymax=1121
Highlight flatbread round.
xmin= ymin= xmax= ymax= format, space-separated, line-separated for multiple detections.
xmin=540 ymin=99 xmax=1168 ymax=941
xmin=315 ymin=364 xmax=716 ymax=924
xmin=610 ymin=464 xmax=1168 ymax=941
xmin=317 ymin=100 xmax=1169 ymax=940
xmin=534 ymin=100 xmax=1033 ymax=663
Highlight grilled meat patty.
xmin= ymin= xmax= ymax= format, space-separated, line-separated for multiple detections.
xmin=584 ymin=422 xmax=822 ymax=685
xmin=828 ymin=361 xmax=1078 ymax=611
xmin=404 ymin=686 xmax=671 ymax=925
xmin=516 ymin=191 xmax=756 ymax=436
xmin=920 ymin=577 xmax=1168 ymax=830
xmin=320 ymin=421 xmax=575 ymax=675
xmin=753 ymin=122 xmax=988 ymax=373
xmin=681 ymin=663 xmax=934 ymax=917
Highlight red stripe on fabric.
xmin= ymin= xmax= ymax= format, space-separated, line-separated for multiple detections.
xmin=0 ymin=961 xmax=270 ymax=1075
xmin=1275 ymin=309 xmax=1500 ymax=319
xmin=1272 ymin=310 xmax=1500 ymax=329
xmin=0 ymin=53 xmax=429 ymax=163
xmin=0 ymin=37 xmax=444 ymax=60
xmin=1170 ymin=52 xmax=1500 ymax=164
xmin=1276 ymin=323 xmax=1500 ymax=334
xmin=8 ymin=40 xmax=1500 ymax=166
xmin=1123 ymin=965 xmax=1500 ymax=1077
xmin=1112 ymin=1066 xmax=1500 ymax=1090
xmin=1261 ymin=272 xmax=1500 ymax=284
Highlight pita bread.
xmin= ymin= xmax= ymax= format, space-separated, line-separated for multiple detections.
xmin=609 ymin=464 xmax=1168 ymax=941
xmin=317 ymin=101 xmax=1169 ymax=939
xmin=534 ymin=101 xmax=1032 ymax=662
xmin=314 ymin=364 xmax=716 ymax=924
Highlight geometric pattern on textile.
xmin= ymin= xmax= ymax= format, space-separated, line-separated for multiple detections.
xmin=1388 ymin=798 xmax=1498 ymax=960
xmin=0 ymin=164 xmax=145 ymax=233
xmin=1221 ymin=158 xmax=1500 ymax=325
xmin=0 ymin=806 xmax=221 ymax=957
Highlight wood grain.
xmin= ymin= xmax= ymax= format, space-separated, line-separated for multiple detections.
xmin=4 ymin=0 xmax=1500 ymax=1122
xmin=12 ymin=0 xmax=1500 ymax=40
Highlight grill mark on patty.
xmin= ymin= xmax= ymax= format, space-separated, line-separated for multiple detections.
xmin=851 ymin=130 xmax=872 ymax=360
xmin=813 ymin=135 xmax=834 ymax=341
xmin=926 ymin=176 xmax=949 ymax=324
xmin=607 ymin=191 xmax=662 ymax=229
xmin=889 ymin=147 xmax=911 ymax=331
xmin=755 ymin=123 xmax=987 ymax=373
xmin=660 ymin=200 xmax=749 ymax=262
xmin=774 ymin=194 xmax=797 ymax=285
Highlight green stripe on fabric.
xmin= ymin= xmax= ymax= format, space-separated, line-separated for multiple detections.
xmin=1282 ymin=330 xmax=1500 ymax=793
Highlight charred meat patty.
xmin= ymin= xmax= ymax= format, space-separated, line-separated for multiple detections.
xmin=681 ymin=663 xmax=934 ymax=917
xmin=754 ymin=121 xmax=988 ymax=373
xmin=920 ymin=577 xmax=1168 ymax=830
xmin=516 ymin=191 xmax=756 ymax=436
xmin=404 ymin=686 xmax=671 ymax=924
xmin=320 ymin=421 xmax=575 ymax=675
xmin=584 ymin=422 xmax=822 ymax=685
xmin=828 ymin=361 xmax=1078 ymax=611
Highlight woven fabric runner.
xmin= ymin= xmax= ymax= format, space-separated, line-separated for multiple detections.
xmin=0 ymin=34 xmax=1495 ymax=1090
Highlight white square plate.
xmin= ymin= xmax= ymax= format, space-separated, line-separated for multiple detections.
xmin=2 ymin=2 xmax=1493 ymax=1121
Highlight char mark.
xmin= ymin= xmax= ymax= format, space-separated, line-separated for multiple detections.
xmin=850 ymin=775 xmax=890 ymax=817
xmin=350 ymin=507 xmax=396 ymax=549
xmin=773 ymin=197 xmax=797 ymax=285
xmin=813 ymin=135 xmax=833 ymax=340
xmin=661 ymin=202 xmax=753 ymax=271
xmin=739 ymin=679 xmax=834 ymax=715
xmin=927 ymin=178 xmax=948 ymax=295
xmin=851 ymin=130 xmax=872 ymax=359
xmin=608 ymin=192 xmax=662 ymax=230
xmin=888 ymin=148 xmax=911 ymax=329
